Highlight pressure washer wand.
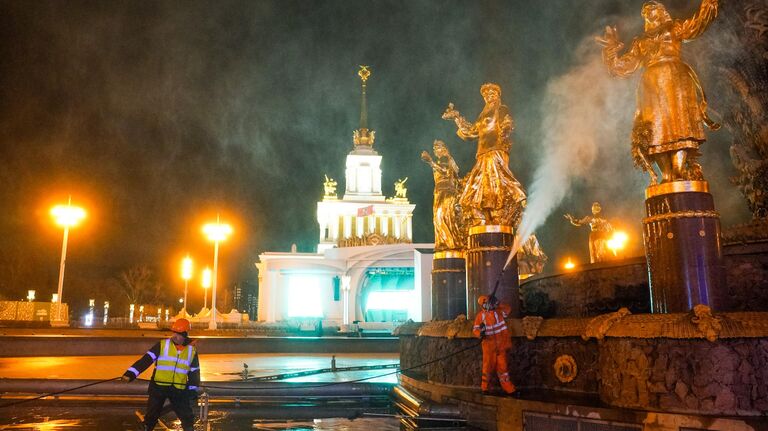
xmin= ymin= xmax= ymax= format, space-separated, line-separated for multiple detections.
xmin=488 ymin=235 xmax=521 ymax=303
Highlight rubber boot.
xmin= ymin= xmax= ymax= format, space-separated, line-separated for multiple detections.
xmin=499 ymin=373 xmax=516 ymax=394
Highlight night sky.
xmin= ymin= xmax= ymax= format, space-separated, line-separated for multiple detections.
xmin=0 ymin=1 xmax=751 ymax=311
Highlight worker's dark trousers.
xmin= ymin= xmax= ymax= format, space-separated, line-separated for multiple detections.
xmin=144 ymin=382 xmax=195 ymax=431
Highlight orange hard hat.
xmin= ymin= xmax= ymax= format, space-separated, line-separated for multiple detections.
xmin=478 ymin=295 xmax=490 ymax=306
xmin=171 ymin=318 xmax=190 ymax=333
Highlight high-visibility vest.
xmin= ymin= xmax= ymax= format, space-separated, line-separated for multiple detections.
xmin=477 ymin=311 xmax=508 ymax=336
xmin=153 ymin=338 xmax=196 ymax=389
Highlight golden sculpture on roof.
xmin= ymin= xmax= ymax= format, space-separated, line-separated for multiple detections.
xmin=597 ymin=0 xmax=720 ymax=184
xmin=422 ymin=140 xmax=466 ymax=251
xmin=565 ymin=202 xmax=614 ymax=263
xmin=442 ymin=83 xmax=526 ymax=228
xmin=394 ymin=178 xmax=408 ymax=199
xmin=353 ymin=65 xmax=375 ymax=148
xmin=323 ymin=175 xmax=338 ymax=199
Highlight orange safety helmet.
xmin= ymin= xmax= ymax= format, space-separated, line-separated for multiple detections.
xmin=477 ymin=295 xmax=490 ymax=306
xmin=171 ymin=318 xmax=191 ymax=333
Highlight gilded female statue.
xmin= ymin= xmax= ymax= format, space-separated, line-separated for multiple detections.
xmin=442 ymin=83 xmax=526 ymax=227
xmin=421 ymin=140 xmax=465 ymax=250
xmin=597 ymin=0 xmax=720 ymax=184
xmin=564 ymin=202 xmax=614 ymax=264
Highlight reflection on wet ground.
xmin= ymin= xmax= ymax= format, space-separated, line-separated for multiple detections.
xmin=250 ymin=418 xmax=400 ymax=430
xmin=0 ymin=354 xmax=406 ymax=430
xmin=0 ymin=353 xmax=399 ymax=383
xmin=0 ymin=402 xmax=401 ymax=430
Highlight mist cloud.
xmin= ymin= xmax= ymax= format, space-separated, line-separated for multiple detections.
xmin=514 ymin=37 xmax=637 ymax=255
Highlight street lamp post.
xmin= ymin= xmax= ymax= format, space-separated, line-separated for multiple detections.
xmin=181 ymin=255 xmax=193 ymax=315
xmin=202 ymin=267 xmax=211 ymax=310
xmin=50 ymin=198 xmax=86 ymax=321
xmin=202 ymin=216 xmax=232 ymax=330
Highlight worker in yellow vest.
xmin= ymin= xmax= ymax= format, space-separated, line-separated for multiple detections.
xmin=122 ymin=318 xmax=200 ymax=431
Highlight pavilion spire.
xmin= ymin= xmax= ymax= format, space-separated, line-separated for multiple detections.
xmin=359 ymin=65 xmax=370 ymax=130
xmin=353 ymin=65 xmax=375 ymax=148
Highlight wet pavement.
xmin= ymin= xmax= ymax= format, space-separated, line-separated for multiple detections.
xmin=0 ymin=402 xmax=402 ymax=430
xmin=0 ymin=354 xmax=404 ymax=430
xmin=0 ymin=353 xmax=399 ymax=383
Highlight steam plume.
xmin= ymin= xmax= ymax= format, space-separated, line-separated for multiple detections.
xmin=508 ymin=38 xmax=634 ymax=263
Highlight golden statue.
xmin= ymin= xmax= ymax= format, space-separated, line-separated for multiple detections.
xmin=597 ymin=0 xmax=720 ymax=185
xmin=565 ymin=202 xmax=614 ymax=263
xmin=442 ymin=83 xmax=526 ymax=227
xmin=518 ymin=234 xmax=548 ymax=278
xmin=421 ymin=140 xmax=466 ymax=251
xmin=394 ymin=178 xmax=408 ymax=199
xmin=323 ymin=175 xmax=338 ymax=199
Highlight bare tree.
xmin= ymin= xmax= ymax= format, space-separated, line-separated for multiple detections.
xmin=0 ymin=244 xmax=48 ymax=300
xmin=116 ymin=265 xmax=164 ymax=305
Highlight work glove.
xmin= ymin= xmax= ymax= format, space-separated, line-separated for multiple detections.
xmin=478 ymin=323 xmax=486 ymax=340
xmin=188 ymin=387 xmax=201 ymax=400
xmin=120 ymin=374 xmax=134 ymax=383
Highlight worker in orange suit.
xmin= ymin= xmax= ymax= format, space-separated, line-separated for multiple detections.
xmin=473 ymin=295 xmax=516 ymax=394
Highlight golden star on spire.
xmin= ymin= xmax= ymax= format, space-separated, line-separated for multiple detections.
xmin=358 ymin=65 xmax=371 ymax=83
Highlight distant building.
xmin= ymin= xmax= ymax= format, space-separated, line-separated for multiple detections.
xmin=256 ymin=67 xmax=433 ymax=326
xmin=233 ymin=280 xmax=258 ymax=320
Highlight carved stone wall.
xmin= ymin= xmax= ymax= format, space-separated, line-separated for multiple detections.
xmin=717 ymin=241 xmax=768 ymax=312
xmin=521 ymin=242 xmax=768 ymax=316
xmin=519 ymin=258 xmax=650 ymax=318
xmin=599 ymin=338 xmax=768 ymax=415
xmin=400 ymin=334 xmax=599 ymax=393
xmin=400 ymin=336 xmax=478 ymax=386
xmin=399 ymin=311 xmax=768 ymax=416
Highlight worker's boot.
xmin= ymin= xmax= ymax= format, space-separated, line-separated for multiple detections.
xmin=481 ymin=373 xmax=490 ymax=393
xmin=499 ymin=373 xmax=516 ymax=395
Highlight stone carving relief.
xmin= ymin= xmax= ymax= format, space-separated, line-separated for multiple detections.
xmin=582 ymin=307 xmax=631 ymax=341
xmin=554 ymin=354 xmax=578 ymax=383
xmin=521 ymin=316 xmax=544 ymax=340
xmin=720 ymin=1 xmax=768 ymax=221
xmin=691 ymin=304 xmax=722 ymax=342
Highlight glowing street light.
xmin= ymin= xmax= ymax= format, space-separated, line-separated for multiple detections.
xmin=606 ymin=231 xmax=629 ymax=257
xmin=50 ymin=198 xmax=86 ymax=321
xmin=181 ymin=255 xmax=193 ymax=314
xmin=202 ymin=267 xmax=212 ymax=310
xmin=564 ymin=258 xmax=576 ymax=270
xmin=203 ymin=217 xmax=232 ymax=330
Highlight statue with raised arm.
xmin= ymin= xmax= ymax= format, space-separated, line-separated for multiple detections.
xmin=442 ymin=83 xmax=526 ymax=227
xmin=421 ymin=140 xmax=466 ymax=251
xmin=565 ymin=202 xmax=614 ymax=263
xmin=597 ymin=0 xmax=720 ymax=185
xmin=394 ymin=178 xmax=408 ymax=199
xmin=323 ymin=175 xmax=338 ymax=199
